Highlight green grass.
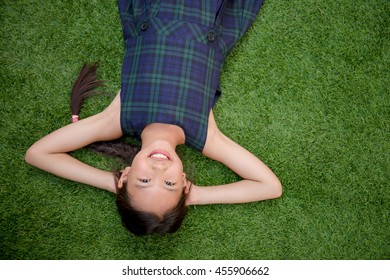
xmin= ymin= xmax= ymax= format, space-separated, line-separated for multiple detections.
xmin=1 ymin=0 xmax=389 ymax=260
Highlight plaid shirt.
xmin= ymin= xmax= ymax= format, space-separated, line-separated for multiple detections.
xmin=119 ymin=0 xmax=263 ymax=151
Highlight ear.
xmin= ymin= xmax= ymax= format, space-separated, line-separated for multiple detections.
xmin=118 ymin=166 xmax=131 ymax=189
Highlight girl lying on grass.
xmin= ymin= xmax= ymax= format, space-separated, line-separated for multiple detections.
xmin=25 ymin=0 xmax=282 ymax=235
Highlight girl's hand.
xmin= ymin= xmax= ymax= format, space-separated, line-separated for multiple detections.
xmin=185 ymin=180 xmax=197 ymax=206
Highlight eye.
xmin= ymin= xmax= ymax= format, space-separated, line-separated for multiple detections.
xmin=139 ymin=179 xmax=151 ymax=183
xmin=164 ymin=181 xmax=175 ymax=186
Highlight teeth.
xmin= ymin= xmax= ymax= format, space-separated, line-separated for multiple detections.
xmin=150 ymin=153 xmax=168 ymax=159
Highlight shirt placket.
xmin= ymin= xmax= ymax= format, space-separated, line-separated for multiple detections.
xmin=140 ymin=0 xmax=161 ymax=33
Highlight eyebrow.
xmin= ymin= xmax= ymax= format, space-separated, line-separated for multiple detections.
xmin=164 ymin=186 xmax=179 ymax=192
xmin=134 ymin=183 xmax=148 ymax=189
xmin=133 ymin=182 xmax=179 ymax=192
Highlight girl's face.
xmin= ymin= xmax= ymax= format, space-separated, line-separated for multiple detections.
xmin=122 ymin=146 xmax=188 ymax=216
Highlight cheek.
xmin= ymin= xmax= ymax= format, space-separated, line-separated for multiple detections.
xmin=171 ymin=166 xmax=184 ymax=183
xmin=131 ymin=152 xmax=143 ymax=167
xmin=129 ymin=154 xmax=148 ymax=174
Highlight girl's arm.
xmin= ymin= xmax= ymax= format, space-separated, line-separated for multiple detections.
xmin=25 ymin=92 xmax=123 ymax=193
xmin=187 ymin=110 xmax=282 ymax=205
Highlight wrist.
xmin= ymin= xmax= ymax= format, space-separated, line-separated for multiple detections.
xmin=106 ymin=172 xmax=117 ymax=194
xmin=186 ymin=184 xmax=199 ymax=205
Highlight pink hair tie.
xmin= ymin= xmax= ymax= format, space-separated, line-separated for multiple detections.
xmin=72 ymin=115 xmax=79 ymax=123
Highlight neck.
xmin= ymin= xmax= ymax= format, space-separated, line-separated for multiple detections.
xmin=141 ymin=123 xmax=185 ymax=150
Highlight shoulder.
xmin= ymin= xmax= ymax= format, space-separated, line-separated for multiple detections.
xmin=202 ymin=110 xmax=225 ymax=158
xmin=97 ymin=91 xmax=122 ymax=140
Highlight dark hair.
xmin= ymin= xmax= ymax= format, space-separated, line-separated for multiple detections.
xmin=70 ymin=62 xmax=104 ymax=117
xmin=70 ymin=63 xmax=188 ymax=235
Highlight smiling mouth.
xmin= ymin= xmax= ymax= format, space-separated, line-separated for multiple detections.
xmin=148 ymin=149 xmax=172 ymax=160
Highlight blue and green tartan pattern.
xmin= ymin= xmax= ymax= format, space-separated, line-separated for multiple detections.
xmin=118 ymin=0 xmax=263 ymax=151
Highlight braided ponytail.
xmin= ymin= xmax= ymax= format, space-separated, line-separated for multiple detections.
xmin=70 ymin=63 xmax=104 ymax=122
xmin=70 ymin=63 xmax=139 ymax=165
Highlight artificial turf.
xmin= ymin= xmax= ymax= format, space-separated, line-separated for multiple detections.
xmin=0 ymin=0 xmax=389 ymax=260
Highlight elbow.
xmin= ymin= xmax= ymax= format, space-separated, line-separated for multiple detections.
xmin=276 ymin=181 xmax=283 ymax=198
xmin=25 ymin=145 xmax=39 ymax=166
xmin=271 ymin=178 xmax=283 ymax=199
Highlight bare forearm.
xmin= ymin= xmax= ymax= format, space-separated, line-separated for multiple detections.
xmin=26 ymin=151 xmax=116 ymax=193
xmin=188 ymin=180 xmax=282 ymax=205
xmin=25 ymin=97 xmax=122 ymax=194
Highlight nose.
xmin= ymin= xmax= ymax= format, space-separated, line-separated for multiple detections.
xmin=150 ymin=160 xmax=169 ymax=171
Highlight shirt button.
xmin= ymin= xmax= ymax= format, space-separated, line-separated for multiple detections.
xmin=207 ymin=32 xmax=216 ymax=42
xmin=141 ymin=22 xmax=149 ymax=31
